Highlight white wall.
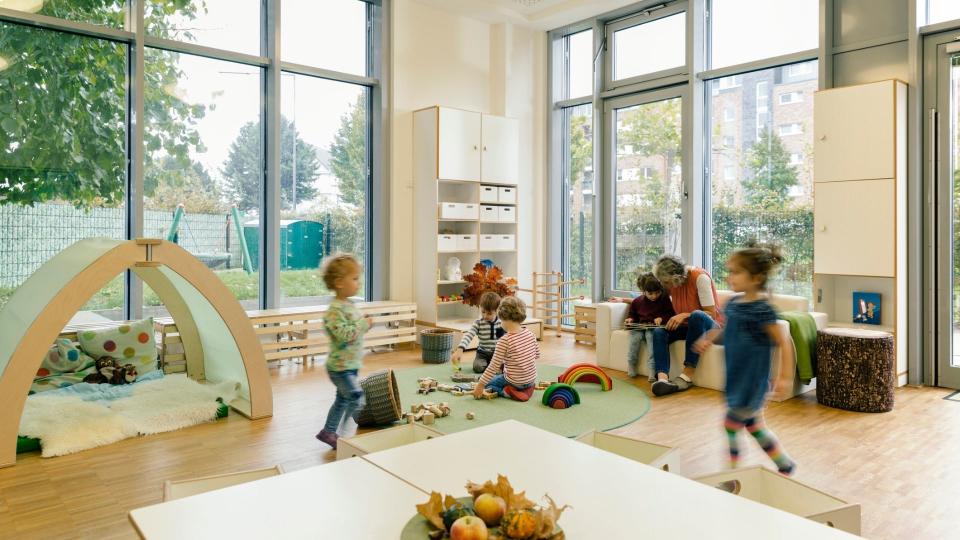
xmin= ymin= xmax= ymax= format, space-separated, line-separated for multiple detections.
xmin=390 ymin=0 xmax=547 ymax=302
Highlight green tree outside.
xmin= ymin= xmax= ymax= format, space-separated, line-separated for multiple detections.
xmin=0 ymin=1 xmax=208 ymax=208
xmin=329 ymin=94 xmax=368 ymax=208
xmin=221 ymin=117 xmax=320 ymax=212
xmin=742 ymin=129 xmax=799 ymax=208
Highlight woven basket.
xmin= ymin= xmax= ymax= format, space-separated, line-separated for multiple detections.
xmin=420 ymin=328 xmax=455 ymax=364
xmin=356 ymin=369 xmax=401 ymax=427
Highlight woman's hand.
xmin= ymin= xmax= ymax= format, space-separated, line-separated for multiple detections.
xmin=653 ymin=317 xmax=663 ymax=326
xmin=665 ymin=313 xmax=689 ymax=330
xmin=692 ymin=337 xmax=713 ymax=354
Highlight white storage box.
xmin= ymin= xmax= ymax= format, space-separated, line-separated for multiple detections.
xmin=456 ymin=234 xmax=477 ymax=251
xmin=498 ymin=187 xmax=516 ymax=204
xmin=497 ymin=234 xmax=515 ymax=250
xmin=437 ymin=234 xmax=457 ymax=252
xmin=479 ymin=234 xmax=498 ymax=250
xmin=695 ymin=466 xmax=860 ymax=534
xmin=480 ymin=205 xmax=499 ymax=222
xmin=575 ymin=430 xmax=678 ymax=473
xmin=439 ymin=202 xmax=478 ymax=220
xmin=336 ymin=423 xmax=445 ymax=461
xmin=480 ymin=185 xmax=499 ymax=203
xmin=498 ymin=206 xmax=515 ymax=223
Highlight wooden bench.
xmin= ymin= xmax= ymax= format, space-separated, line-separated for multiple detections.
xmin=155 ymin=301 xmax=417 ymax=372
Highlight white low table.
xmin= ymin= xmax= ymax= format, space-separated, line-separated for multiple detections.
xmin=129 ymin=458 xmax=426 ymax=540
xmin=361 ymin=420 xmax=859 ymax=540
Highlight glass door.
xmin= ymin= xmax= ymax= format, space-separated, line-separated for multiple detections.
xmin=927 ymin=32 xmax=960 ymax=388
xmin=604 ymin=88 xmax=687 ymax=296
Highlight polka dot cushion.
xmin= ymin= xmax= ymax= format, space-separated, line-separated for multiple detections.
xmin=40 ymin=338 xmax=95 ymax=374
xmin=78 ymin=318 xmax=158 ymax=377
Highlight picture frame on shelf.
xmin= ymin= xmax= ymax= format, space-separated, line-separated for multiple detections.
xmin=852 ymin=291 xmax=881 ymax=325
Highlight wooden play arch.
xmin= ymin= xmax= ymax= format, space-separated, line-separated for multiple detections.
xmin=0 ymin=238 xmax=272 ymax=468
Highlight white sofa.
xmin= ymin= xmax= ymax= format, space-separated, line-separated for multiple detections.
xmin=594 ymin=291 xmax=827 ymax=401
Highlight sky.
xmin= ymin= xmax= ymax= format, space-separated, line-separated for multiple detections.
xmin=159 ymin=0 xmax=367 ymax=196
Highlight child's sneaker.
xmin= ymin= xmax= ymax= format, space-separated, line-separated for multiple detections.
xmin=315 ymin=430 xmax=338 ymax=449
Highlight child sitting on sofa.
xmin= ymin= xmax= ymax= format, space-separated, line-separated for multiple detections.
xmin=473 ymin=296 xmax=538 ymax=400
xmin=625 ymin=273 xmax=676 ymax=381
xmin=451 ymin=291 xmax=504 ymax=373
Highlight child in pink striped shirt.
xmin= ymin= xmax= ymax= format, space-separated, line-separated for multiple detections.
xmin=473 ymin=296 xmax=539 ymax=399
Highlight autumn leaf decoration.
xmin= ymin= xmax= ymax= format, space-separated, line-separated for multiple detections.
xmin=462 ymin=264 xmax=518 ymax=307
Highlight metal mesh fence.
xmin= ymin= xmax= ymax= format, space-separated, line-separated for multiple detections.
xmin=0 ymin=203 xmax=242 ymax=289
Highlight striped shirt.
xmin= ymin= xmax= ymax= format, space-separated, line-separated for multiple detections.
xmin=479 ymin=328 xmax=539 ymax=386
xmin=457 ymin=317 xmax=504 ymax=351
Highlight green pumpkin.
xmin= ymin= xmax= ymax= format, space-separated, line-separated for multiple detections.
xmin=442 ymin=504 xmax=476 ymax=531
xmin=502 ymin=508 xmax=538 ymax=539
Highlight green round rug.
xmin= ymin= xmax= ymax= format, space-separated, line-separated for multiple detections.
xmin=392 ymin=364 xmax=650 ymax=437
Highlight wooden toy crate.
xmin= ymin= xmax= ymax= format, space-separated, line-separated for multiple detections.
xmin=694 ymin=466 xmax=860 ymax=534
xmin=575 ymin=429 xmax=678 ymax=473
xmin=336 ymin=423 xmax=445 ymax=461
xmin=573 ymin=304 xmax=596 ymax=345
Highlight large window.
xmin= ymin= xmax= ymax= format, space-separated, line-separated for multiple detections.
xmin=709 ymin=0 xmax=817 ymax=69
xmin=279 ymin=75 xmax=369 ymax=306
xmin=707 ymin=60 xmax=818 ymax=298
xmin=565 ymin=30 xmax=593 ymax=99
xmin=282 ymin=0 xmax=368 ymax=75
xmin=145 ymin=0 xmax=261 ymax=54
xmin=561 ymin=104 xmax=593 ymax=320
xmin=611 ymin=11 xmax=685 ymax=83
xmin=613 ymin=96 xmax=683 ymax=292
xmin=0 ymin=2 xmax=381 ymax=318
xmin=143 ymin=52 xmax=263 ymax=316
xmin=0 ymin=22 xmax=127 ymax=320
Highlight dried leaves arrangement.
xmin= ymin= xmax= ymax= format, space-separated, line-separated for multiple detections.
xmin=461 ymin=264 xmax=517 ymax=307
xmin=415 ymin=474 xmax=569 ymax=540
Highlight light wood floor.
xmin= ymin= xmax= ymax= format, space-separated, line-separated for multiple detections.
xmin=1 ymin=333 xmax=957 ymax=539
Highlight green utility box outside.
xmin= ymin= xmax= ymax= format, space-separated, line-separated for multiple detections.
xmin=242 ymin=219 xmax=324 ymax=271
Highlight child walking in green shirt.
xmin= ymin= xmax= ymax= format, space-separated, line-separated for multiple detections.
xmin=316 ymin=254 xmax=371 ymax=450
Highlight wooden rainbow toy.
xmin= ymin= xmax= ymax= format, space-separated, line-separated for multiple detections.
xmin=541 ymin=383 xmax=580 ymax=409
xmin=557 ymin=363 xmax=613 ymax=391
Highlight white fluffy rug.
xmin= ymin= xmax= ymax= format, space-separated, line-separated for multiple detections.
xmin=20 ymin=376 xmax=240 ymax=457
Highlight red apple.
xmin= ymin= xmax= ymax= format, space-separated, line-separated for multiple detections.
xmin=473 ymin=493 xmax=506 ymax=526
xmin=450 ymin=515 xmax=488 ymax=540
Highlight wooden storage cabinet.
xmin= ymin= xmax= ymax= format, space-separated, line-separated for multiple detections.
xmin=814 ymin=80 xmax=896 ymax=183
xmin=480 ymin=114 xmax=519 ymax=184
xmin=813 ymin=79 xmax=907 ymax=386
xmin=414 ymin=106 xmax=520 ymax=329
xmin=813 ymin=178 xmax=895 ymax=276
xmin=438 ymin=108 xmax=481 ymax=181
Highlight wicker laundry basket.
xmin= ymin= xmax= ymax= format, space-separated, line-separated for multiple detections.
xmin=420 ymin=328 xmax=454 ymax=364
xmin=356 ymin=369 xmax=402 ymax=427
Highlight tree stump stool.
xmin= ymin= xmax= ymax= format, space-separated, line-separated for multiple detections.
xmin=816 ymin=327 xmax=894 ymax=412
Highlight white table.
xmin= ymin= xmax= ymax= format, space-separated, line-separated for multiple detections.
xmin=129 ymin=458 xmax=427 ymax=540
xmin=361 ymin=420 xmax=859 ymax=540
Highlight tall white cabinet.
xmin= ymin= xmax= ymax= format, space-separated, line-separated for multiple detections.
xmin=812 ymin=79 xmax=907 ymax=385
xmin=414 ymin=106 xmax=520 ymax=330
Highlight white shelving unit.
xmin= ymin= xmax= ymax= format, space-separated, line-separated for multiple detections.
xmin=413 ymin=106 xmax=520 ymax=330
xmin=812 ymin=79 xmax=907 ymax=386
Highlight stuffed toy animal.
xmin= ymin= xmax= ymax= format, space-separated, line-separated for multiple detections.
xmin=82 ymin=357 xmax=117 ymax=384
xmin=110 ymin=363 xmax=138 ymax=385
xmin=82 ymin=357 xmax=137 ymax=385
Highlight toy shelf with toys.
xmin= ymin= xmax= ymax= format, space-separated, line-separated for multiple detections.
xmin=414 ymin=105 xmax=521 ymax=331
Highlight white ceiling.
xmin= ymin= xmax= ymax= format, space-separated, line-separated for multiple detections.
xmin=413 ymin=0 xmax=640 ymax=30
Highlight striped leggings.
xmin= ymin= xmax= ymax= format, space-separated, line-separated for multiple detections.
xmin=724 ymin=409 xmax=795 ymax=476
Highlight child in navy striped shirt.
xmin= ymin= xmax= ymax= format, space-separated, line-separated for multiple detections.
xmin=473 ymin=296 xmax=539 ymax=399
xmin=452 ymin=292 xmax=505 ymax=373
